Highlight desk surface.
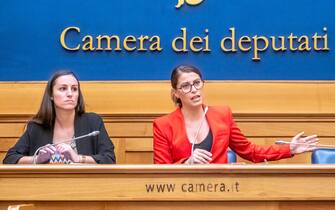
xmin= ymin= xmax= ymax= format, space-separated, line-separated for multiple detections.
xmin=0 ymin=164 xmax=334 ymax=202
xmin=1 ymin=164 xmax=335 ymax=173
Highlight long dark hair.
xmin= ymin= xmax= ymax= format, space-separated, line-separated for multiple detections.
xmin=32 ymin=70 xmax=85 ymax=128
xmin=170 ymin=65 xmax=203 ymax=107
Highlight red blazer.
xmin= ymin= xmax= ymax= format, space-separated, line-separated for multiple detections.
xmin=153 ymin=106 xmax=292 ymax=164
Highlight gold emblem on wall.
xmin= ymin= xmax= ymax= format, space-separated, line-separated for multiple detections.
xmin=176 ymin=0 xmax=204 ymax=8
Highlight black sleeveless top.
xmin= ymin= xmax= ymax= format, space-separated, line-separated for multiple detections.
xmin=194 ymin=129 xmax=213 ymax=152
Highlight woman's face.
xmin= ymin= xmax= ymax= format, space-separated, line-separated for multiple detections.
xmin=174 ymin=72 xmax=204 ymax=108
xmin=52 ymin=74 xmax=79 ymax=111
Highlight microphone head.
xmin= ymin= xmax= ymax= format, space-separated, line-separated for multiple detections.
xmin=90 ymin=131 xmax=100 ymax=136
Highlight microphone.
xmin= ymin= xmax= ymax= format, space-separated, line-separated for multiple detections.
xmin=190 ymin=106 xmax=208 ymax=164
xmin=32 ymin=131 xmax=100 ymax=164
xmin=275 ymin=140 xmax=334 ymax=148
xmin=69 ymin=131 xmax=100 ymax=143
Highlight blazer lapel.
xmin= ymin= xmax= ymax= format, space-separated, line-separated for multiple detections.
xmin=73 ymin=114 xmax=84 ymax=153
xmin=205 ymin=107 xmax=220 ymax=154
xmin=173 ymin=108 xmax=193 ymax=156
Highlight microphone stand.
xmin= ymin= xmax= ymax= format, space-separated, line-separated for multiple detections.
xmin=32 ymin=131 xmax=100 ymax=164
xmin=275 ymin=140 xmax=335 ymax=149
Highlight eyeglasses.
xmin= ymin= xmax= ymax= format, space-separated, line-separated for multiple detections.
xmin=177 ymin=79 xmax=204 ymax=94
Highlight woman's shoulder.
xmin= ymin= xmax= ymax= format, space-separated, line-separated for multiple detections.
xmin=209 ymin=105 xmax=232 ymax=114
xmin=23 ymin=120 xmax=51 ymax=136
xmin=208 ymin=105 xmax=234 ymax=121
xmin=26 ymin=120 xmax=47 ymax=130
xmin=154 ymin=108 xmax=181 ymax=126
xmin=78 ymin=112 xmax=103 ymax=122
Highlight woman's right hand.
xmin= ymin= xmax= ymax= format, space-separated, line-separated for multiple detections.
xmin=185 ymin=148 xmax=212 ymax=164
xmin=35 ymin=144 xmax=57 ymax=163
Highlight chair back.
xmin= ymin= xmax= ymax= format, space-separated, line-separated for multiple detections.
xmin=311 ymin=148 xmax=335 ymax=164
xmin=228 ymin=149 xmax=237 ymax=163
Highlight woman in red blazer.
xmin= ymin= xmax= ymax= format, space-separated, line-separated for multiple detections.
xmin=153 ymin=65 xmax=319 ymax=164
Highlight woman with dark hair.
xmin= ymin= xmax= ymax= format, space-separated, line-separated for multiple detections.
xmin=153 ymin=65 xmax=319 ymax=164
xmin=3 ymin=71 xmax=115 ymax=164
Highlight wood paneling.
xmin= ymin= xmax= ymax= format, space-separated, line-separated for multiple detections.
xmin=1 ymin=165 xmax=335 ymax=210
xmin=0 ymin=82 xmax=335 ymax=164
xmin=1 ymin=81 xmax=335 ymax=115
xmin=2 ymin=201 xmax=335 ymax=210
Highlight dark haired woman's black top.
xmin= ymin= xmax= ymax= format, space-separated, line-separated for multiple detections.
xmin=3 ymin=112 xmax=116 ymax=164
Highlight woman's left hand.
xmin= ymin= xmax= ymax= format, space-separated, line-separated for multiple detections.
xmin=290 ymin=131 xmax=319 ymax=155
xmin=56 ymin=143 xmax=80 ymax=163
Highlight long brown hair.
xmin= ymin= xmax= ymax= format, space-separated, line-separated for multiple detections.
xmin=32 ymin=70 xmax=85 ymax=128
xmin=170 ymin=65 xmax=203 ymax=107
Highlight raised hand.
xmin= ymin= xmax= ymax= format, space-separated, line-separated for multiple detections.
xmin=290 ymin=131 xmax=319 ymax=155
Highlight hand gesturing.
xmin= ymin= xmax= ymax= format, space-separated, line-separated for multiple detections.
xmin=290 ymin=132 xmax=319 ymax=155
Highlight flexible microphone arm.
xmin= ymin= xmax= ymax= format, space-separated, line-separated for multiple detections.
xmin=32 ymin=131 xmax=100 ymax=164
xmin=56 ymin=131 xmax=100 ymax=145
xmin=275 ymin=140 xmax=333 ymax=149
xmin=190 ymin=106 xmax=208 ymax=164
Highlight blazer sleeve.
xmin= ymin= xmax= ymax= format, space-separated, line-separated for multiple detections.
xmin=227 ymin=107 xmax=292 ymax=163
xmin=90 ymin=114 xmax=116 ymax=164
xmin=3 ymin=124 xmax=32 ymax=164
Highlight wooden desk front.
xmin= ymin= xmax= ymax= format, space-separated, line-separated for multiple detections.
xmin=0 ymin=165 xmax=334 ymax=210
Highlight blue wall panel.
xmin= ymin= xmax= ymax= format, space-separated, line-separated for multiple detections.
xmin=0 ymin=0 xmax=334 ymax=80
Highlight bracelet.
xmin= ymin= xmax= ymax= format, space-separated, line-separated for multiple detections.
xmin=77 ymin=155 xmax=82 ymax=163
xmin=81 ymin=155 xmax=86 ymax=163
